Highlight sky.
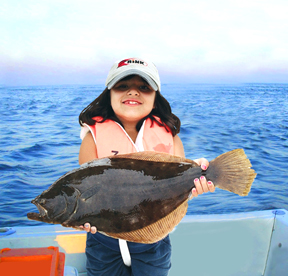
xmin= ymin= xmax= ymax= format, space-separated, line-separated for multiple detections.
xmin=1 ymin=0 xmax=288 ymax=86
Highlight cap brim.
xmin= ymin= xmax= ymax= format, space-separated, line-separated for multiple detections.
xmin=107 ymin=69 xmax=159 ymax=91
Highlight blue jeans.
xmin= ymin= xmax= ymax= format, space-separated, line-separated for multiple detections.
xmin=86 ymin=234 xmax=171 ymax=276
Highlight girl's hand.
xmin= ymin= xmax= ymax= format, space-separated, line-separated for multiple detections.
xmin=189 ymin=158 xmax=215 ymax=200
xmin=78 ymin=223 xmax=97 ymax=234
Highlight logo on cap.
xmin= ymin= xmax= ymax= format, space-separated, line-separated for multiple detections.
xmin=118 ymin=58 xmax=148 ymax=68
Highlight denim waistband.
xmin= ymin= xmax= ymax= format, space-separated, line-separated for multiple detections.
xmin=87 ymin=232 xmax=167 ymax=253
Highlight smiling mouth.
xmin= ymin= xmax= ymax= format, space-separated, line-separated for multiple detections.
xmin=123 ymin=100 xmax=141 ymax=105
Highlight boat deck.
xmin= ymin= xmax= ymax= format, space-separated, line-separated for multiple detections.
xmin=1 ymin=209 xmax=287 ymax=276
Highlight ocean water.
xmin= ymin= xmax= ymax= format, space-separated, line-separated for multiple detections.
xmin=0 ymin=83 xmax=288 ymax=228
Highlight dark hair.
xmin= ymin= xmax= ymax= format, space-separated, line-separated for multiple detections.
xmin=79 ymin=81 xmax=181 ymax=136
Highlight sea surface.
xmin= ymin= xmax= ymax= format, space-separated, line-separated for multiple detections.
xmin=0 ymin=83 xmax=288 ymax=227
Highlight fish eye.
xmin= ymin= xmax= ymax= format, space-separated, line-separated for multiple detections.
xmin=40 ymin=198 xmax=46 ymax=205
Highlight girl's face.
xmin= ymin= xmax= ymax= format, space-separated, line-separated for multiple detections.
xmin=110 ymin=75 xmax=156 ymax=126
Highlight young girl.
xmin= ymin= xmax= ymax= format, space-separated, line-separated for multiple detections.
xmin=78 ymin=58 xmax=215 ymax=276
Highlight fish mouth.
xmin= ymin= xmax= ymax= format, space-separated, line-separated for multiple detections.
xmin=27 ymin=199 xmax=48 ymax=221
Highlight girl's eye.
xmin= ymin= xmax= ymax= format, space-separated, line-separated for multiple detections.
xmin=114 ymin=84 xmax=128 ymax=90
xmin=113 ymin=83 xmax=153 ymax=92
xmin=140 ymin=85 xmax=153 ymax=92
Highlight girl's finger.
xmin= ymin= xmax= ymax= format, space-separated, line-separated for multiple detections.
xmin=84 ymin=223 xmax=91 ymax=232
xmin=194 ymin=178 xmax=203 ymax=195
xmin=208 ymin=181 xmax=216 ymax=192
xmin=200 ymin=176 xmax=209 ymax=193
xmin=91 ymin=226 xmax=97 ymax=234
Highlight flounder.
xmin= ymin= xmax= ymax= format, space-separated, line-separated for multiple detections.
xmin=27 ymin=149 xmax=256 ymax=244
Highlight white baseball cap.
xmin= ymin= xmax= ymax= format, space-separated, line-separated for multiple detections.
xmin=105 ymin=58 xmax=161 ymax=91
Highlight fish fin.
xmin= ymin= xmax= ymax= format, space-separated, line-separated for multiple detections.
xmin=110 ymin=151 xmax=196 ymax=164
xmin=104 ymin=200 xmax=188 ymax=244
xmin=208 ymin=149 xmax=256 ymax=196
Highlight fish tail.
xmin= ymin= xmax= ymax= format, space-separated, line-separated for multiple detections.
xmin=206 ymin=149 xmax=256 ymax=196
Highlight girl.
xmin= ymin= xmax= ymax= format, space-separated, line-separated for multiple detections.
xmin=78 ymin=58 xmax=215 ymax=276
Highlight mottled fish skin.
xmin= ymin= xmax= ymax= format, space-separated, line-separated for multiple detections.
xmin=27 ymin=149 xmax=256 ymax=241
xmin=28 ymin=156 xmax=200 ymax=233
